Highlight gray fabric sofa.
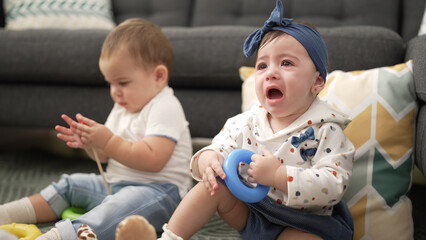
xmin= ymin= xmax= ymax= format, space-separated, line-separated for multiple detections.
xmin=0 ymin=0 xmax=425 ymax=166
xmin=0 ymin=0 xmax=425 ymax=239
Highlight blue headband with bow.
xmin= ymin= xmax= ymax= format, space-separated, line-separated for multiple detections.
xmin=243 ymin=0 xmax=328 ymax=80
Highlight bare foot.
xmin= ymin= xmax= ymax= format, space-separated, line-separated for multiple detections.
xmin=115 ymin=215 xmax=157 ymax=240
xmin=77 ymin=224 xmax=97 ymax=240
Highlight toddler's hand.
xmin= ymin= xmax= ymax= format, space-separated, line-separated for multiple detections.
xmin=71 ymin=113 xmax=114 ymax=149
xmin=198 ymin=150 xmax=226 ymax=196
xmin=55 ymin=114 xmax=86 ymax=148
xmin=247 ymin=148 xmax=281 ymax=187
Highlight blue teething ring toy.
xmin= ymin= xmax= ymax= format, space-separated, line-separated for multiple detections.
xmin=61 ymin=207 xmax=86 ymax=220
xmin=223 ymin=149 xmax=269 ymax=203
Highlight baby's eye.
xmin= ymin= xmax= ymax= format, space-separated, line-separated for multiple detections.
xmin=281 ymin=60 xmax=292 ymax=66
xmin=257 ymin=63 xmax=267 ymax=70
xmin=119 ymin=81 xmax=129 ymax=86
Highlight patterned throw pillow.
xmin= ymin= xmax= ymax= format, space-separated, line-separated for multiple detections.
xmin=4 ymin=0 xmax=115 ymax=30
xmin=240 ymin=60 xmax=416 ymax=240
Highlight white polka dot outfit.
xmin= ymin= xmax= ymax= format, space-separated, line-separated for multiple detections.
xmin=191 ymin=98 xmax=355 ymax=215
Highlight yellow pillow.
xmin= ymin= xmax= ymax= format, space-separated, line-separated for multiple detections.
xmin=239 ymin=66 xmax=257 ymax=112
xmin=239 ymin=60 xmax=416 ymax=240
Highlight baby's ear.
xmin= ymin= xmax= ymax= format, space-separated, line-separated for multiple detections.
xmin=311 ymin=73 xmax=325 ymax=94
xmin=154 ymin=64 xmax=168 ymax=84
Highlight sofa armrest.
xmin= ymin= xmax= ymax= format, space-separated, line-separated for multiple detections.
xmin=406 ymin=35 xmax=426 ymax=102
xmin=406 ymin=35 xmax=426 ymax=175
xmin=416 ymin=104 xmax=426 ymax=176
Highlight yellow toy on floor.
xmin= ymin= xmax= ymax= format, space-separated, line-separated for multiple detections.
xmin=0 ymin=223 xmax=42 ymax=240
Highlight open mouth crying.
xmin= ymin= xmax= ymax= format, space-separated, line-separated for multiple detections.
xmin=267 ymin=88 xmax=283 ymax=100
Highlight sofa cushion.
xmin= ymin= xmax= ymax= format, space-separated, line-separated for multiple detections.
xmin=3 ymin=0 xmax=115 ymax=30
xmin=165 ymin=26 xmax=256 ymax=139
xmin=320 ymin=26 xmax=404 ymax=72
xmin=191 ymin=0 xmax=400 ymax=34
xmin=111 ymin=0 xmax=192 ymax=26
xmin=0 ymin=25 xmax=403 ymax=86
xmin=0 ymin=29 xmax=108 ymax=85
xmin=0 ymin=84 xmax=113 ymax=128
xmin=166 ymin=26 xmax=404 ymax=89
xmin=165 ymin=26 xmax=256 ymax=89
xmin=191 ymin=0 xmax=274 ymax=27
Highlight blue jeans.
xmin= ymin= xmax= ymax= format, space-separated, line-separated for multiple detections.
xmin=40 ymin=173 xmax=181 ymax=240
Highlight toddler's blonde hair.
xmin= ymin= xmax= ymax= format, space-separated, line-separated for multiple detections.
xmin=101 ymin=18 xmax=174 ymax=76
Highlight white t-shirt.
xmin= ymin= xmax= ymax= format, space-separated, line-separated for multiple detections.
xmin=104 ymin=86 xmax=192 ymax=197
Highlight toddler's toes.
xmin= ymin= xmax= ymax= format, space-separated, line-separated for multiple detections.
xmin=77 ymin=224 xmax=97 ymax=240
xmin=116 ymin=215 xmax=156 ymax=240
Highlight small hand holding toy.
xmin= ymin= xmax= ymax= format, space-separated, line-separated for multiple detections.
xmin=247 ymin=147 xmax=282 ymax=187
xmin=72 ymin=114 xmax=114 ymax=150
xmin=72 ymin=114 xmax=112 ymax=195
xmin=223 ymin=149 xmax=269 ymax=203
xmin=56 ymin=114 xmax=112 ymax=220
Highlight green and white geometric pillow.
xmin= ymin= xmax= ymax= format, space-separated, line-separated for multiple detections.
xmin=319 ymin=60 xmax=416 ymax=240
xmin=4 ymin=0 xmax=115 ymax=30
